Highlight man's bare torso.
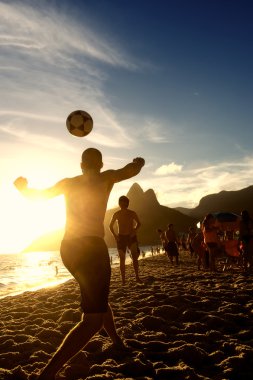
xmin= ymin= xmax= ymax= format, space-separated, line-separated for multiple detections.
xmin=62 ymin=172 xmax=113 ymax=239
xmin=113 ymin=209 xmax=138 ymax=235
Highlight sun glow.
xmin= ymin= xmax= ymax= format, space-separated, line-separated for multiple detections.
xmin=4 ymin=251 xmax=71 ymax=296
xmin=0 ymin=183 xmax=65 ymax=253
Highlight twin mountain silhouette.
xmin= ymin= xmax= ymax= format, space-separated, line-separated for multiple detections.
xmin=23 ymin=182 xmax=253 ymax=251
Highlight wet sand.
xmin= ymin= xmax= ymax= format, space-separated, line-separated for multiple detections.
xmin=0 ymin=251 xmax=253 ymax=380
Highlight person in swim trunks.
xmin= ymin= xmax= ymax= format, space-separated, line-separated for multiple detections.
xmin=14 ymin=148 xmax=145 ymax=380
xmin=109 ymin=195 xmax=142 ymax=284
xmin=202 ymin=213 xmax=220 ymax=272
xmin=165 ymin=223 xmax=179 ymax=265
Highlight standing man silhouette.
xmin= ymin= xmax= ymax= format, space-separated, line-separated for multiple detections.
xmin=14 ymin=148 xmax=145 ymax=380
xmin=109 ymin=195 xmax=142 ymax=285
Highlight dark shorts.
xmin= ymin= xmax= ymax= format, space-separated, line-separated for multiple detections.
xmin=165 ymin=242 xmax=179 ymax=257
xmin=60 ymin=236 xmax=111 ymax=314
xmin=206 ymin=242 xmax=218 ymax=249
xmin=117 ymin=234 xmax=138 ymax=253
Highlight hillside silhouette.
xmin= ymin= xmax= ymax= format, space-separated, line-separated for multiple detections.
xmin=23 ymin=183 xmax=197 ymax=252
xmin=176 ymin=185 xmax=253 ymax=219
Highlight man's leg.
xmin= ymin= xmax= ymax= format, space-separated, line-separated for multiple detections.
xmin=118 ymin=249 xmax=126 ymax=284
xmin=130 ymin=243 xmax=142 ymax=282
xmin=168 ymin=252 xmax=173 ymax=264
xmin=37 ymin=313 xmax=103 ymax=380
xmin=102 ymin=303 xmax=125 ymax=346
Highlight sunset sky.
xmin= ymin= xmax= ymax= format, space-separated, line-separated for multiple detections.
xmin=0 ymin=0 xmax=252 ymax=252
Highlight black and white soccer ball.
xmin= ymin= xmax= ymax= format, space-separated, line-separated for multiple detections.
xmin=66 ymin=110 xmax=93 ymax=137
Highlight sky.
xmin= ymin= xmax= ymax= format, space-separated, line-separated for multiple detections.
xmin=0 ymin=0 xmax=252 ymax=252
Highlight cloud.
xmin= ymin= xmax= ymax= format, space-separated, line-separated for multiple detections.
xmin=88 ymin=105 xmax=136 ymax=148
xmin=154 ymin=162 xmax=183 ymax=175
xmin=0 ymin=1 xmax=143 ymax=150
xmin=142 ymin=156 xmax=253 ymax=208
xmin=124 ymin=117 xmax=173 ymax=145
xmin=0 ymin=124 xmax=75 ymax=152
xmin=143 ymin=119 xmax=170 ymax=143
xmin=0 ymin=2 xmax=137 ymax=70
xmin=0 ymin=110 xmax=62 ymax=123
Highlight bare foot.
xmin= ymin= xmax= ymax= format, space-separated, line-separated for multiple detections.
xmin=112 ymin=337 xmax=131 ymax=351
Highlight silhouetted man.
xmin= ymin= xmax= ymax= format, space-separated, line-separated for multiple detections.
xmin=110 ymin=195 xmax=141 ymax=284
xmin=14 ymin=148 xmax=145 ymax=380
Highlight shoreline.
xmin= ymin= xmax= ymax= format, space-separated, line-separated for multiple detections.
xmin=1 ymin=251 xmax=253 ymax=379
xmin=0 ymin=247 xmax=156 ymax=300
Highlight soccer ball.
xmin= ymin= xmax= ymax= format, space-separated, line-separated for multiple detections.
xmin=66 ymin=110 xmax=93 ymax=137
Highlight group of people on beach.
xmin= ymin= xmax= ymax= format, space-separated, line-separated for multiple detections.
xmin=157 ymin=211 xmax=253 ymax=274
xmin=200 ymin=210 xmax=253 ymax=273
xmin=13 ymin=145 xmax=253 ymax=380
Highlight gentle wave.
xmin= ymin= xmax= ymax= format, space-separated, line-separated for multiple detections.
xmin=0 ymin=246 xmax=155 ymax=299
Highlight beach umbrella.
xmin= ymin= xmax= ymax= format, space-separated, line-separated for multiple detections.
xmin=212 ymin=212 xmax=241 ymax=231
xmin=213 ymin=212 xmax=240 ymax=222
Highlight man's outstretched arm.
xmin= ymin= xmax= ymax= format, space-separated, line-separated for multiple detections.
xmin=14 ymin=176 xmax=65 ymax=199
xmin=112 ymin=157 xmax=145 ymax=183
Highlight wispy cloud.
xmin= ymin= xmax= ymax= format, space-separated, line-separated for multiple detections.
xmin=0 ymin=110 xmax=62 ymax=123
xmin=0 ymin=2 xmax=137 ymax=70
xmin=143 ymin=156 xmax=253 ymax=208
xmin=123 ymin=117 xmax=172 ymax=145
xmin=142 ymin=119 xmax=170 ymax=143
xmin=155 ymin=162 xmax=183 ymax=175
xmin=0 ymin=0 xmax=140 ymax=150
xmin=0 ymin=124 xmax=75 ymax=152
xmin=89 ymin=105 xmax=136 ymax=148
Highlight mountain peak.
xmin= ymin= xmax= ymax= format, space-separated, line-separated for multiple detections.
xmin=126 ymin=183 xmax=161 ymax=212
xmin=127 ymin=183 xmax=160 ymax=207
xmin=144 ymin=188 xmax=160 ymax=206
xmin=127 ymin=182 xmax=144 ymax=199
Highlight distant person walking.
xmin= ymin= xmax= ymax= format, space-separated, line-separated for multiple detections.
xmin=238 ymin=209 xmax=253 ymax=273
xmin=202 ymin=213 xmax=220 ymax=272
xmin=14 ymin=148 xmax=145 ymax=380
xmin=191 ymin=230 xmax=206 ymax=270
xmin=187 ymin=226 xmax=196 ymax=257
xmin=109 ymin=195 xmax=142 ymax=285
xmin=165 ymin=223 xmax=179 ymax=265
xmin=157 ymin=228 xmax=167 ymax=252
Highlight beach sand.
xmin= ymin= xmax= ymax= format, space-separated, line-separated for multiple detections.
xmin=1 ymin=251 xmax=253 ymax=380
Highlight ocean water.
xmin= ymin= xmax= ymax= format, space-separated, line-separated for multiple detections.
xmin=0 ymin=246 xmax=154 ymax=299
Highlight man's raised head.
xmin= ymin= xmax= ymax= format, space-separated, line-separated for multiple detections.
xmin=81 ymin=148 xmax=103 ymax=171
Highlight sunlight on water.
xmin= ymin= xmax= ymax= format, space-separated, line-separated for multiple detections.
xmin=0 ymin=251 xmax=71 ymax=299
xmin=0 ymin=246 xmax=155 ymax=299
